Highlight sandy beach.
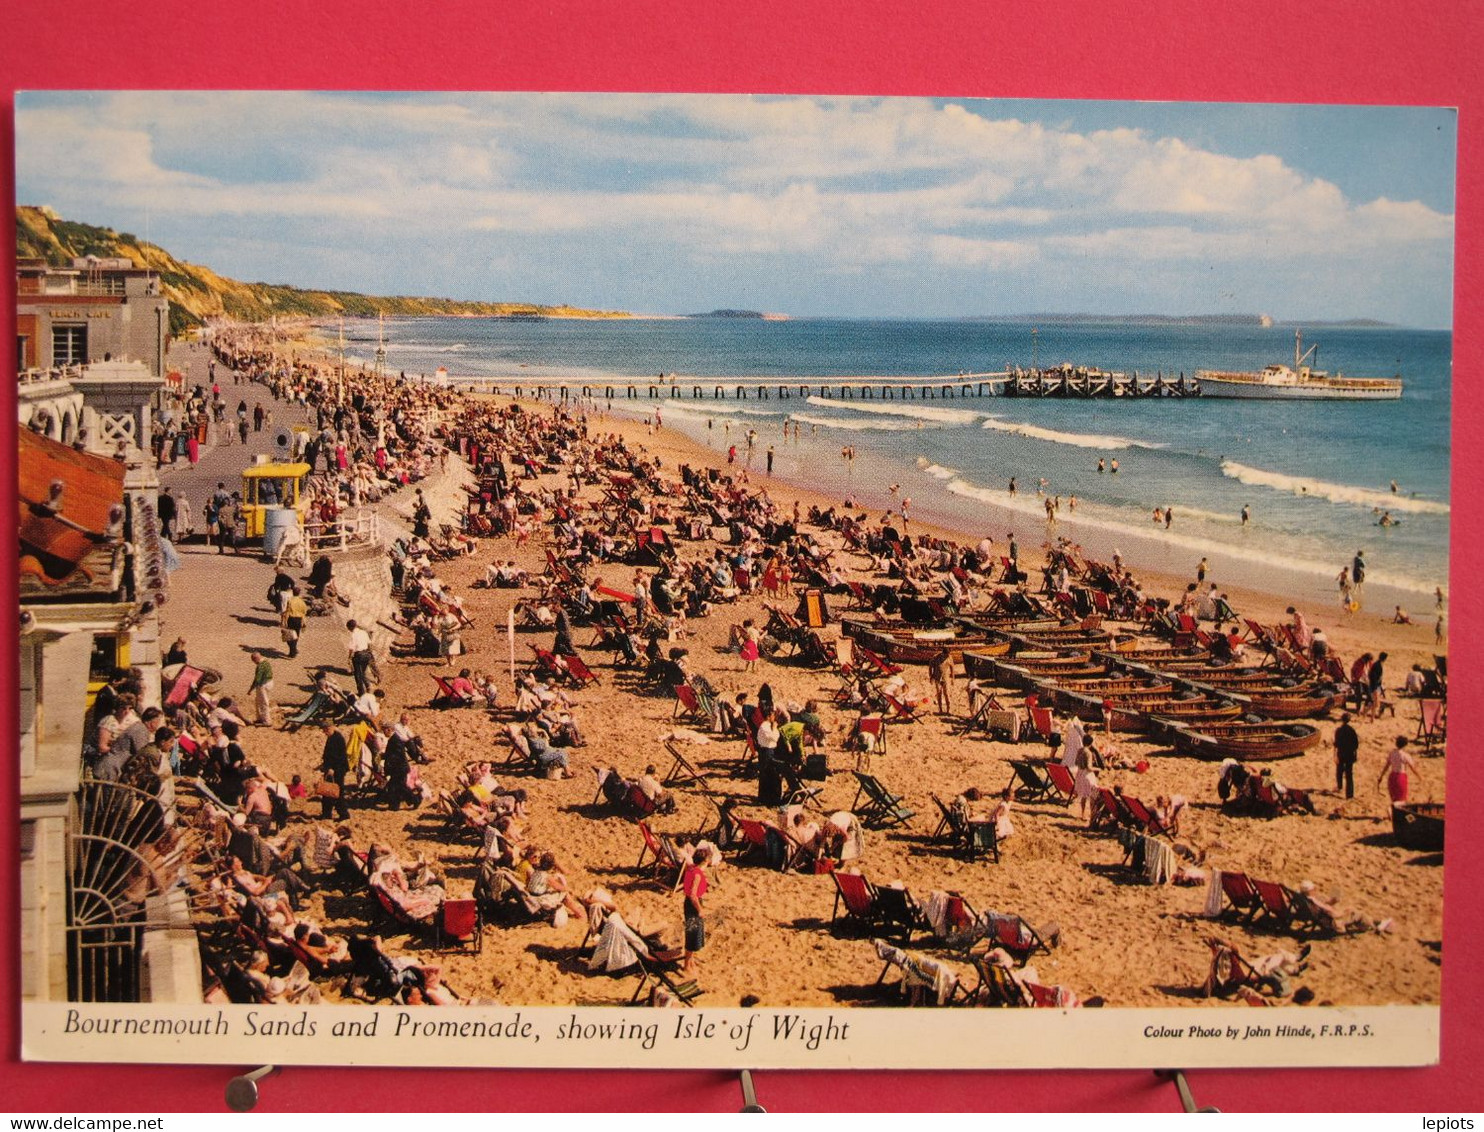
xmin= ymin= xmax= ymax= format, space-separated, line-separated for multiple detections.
xmin=168 ymin=333 xmax=1445 ymax=1015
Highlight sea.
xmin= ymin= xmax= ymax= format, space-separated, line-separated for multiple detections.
xmin=334 ymin=316 xmax=1451 ymax=613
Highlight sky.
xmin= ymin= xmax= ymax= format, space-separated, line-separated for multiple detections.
xmin=14 ymin=92 xmax=1459 ymax=327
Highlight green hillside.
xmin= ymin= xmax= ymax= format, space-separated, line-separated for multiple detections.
xmin=16 ymin=205 xmax=630 ymax=336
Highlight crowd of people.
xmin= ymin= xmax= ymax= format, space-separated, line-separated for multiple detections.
xmin=86 ymin=325 xmax=1444 ymax=1011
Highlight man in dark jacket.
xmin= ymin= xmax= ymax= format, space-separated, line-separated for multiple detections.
xmin=380 ymin=721 xmax=416 ymax=810
xmin=318 ymin=721 xmax=351 ymax=820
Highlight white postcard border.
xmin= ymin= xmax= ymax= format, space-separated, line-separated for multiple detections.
xmin=22 ymin=1002 xmax=1438 ymax=1070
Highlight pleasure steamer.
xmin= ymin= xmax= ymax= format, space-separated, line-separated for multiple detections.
xmin=1196 ymin=330 xmax=1403 ymax=400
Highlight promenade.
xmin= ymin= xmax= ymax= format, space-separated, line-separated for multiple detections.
xmin=155 ymin=343 xmax=460 ymax=724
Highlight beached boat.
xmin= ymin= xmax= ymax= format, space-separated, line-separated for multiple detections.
xmin=986 ymin=659 xmax=1107 ymax=691
xmin=1197 ymin=331 xmax=1402 ymax=401
xmin=1168 ymin=721 xmax=1322 ymax=761
xmin=844 ymin=621 xmax=1002 ymax=663
xmin=1392 ymin=803 xmax=1444 ymax=853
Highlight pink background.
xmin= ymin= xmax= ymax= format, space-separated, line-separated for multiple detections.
xmin=1 ymin=0 xmax=1478 ymax=1111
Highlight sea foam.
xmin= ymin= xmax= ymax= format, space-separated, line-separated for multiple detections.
xmin=789 ymin=412 xmax=926 ymax=432
xmin=1220 ymin=461 xmax=1449 ymax=516
xmin=805 ymin=396 xmax=981 ymax=426
xmin=914 ymin=457 xmax=958 ymax=481
xmin=979 ymin=417 xmax=1160 ymax=451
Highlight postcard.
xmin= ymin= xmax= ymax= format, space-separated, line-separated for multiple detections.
xmin=15 ymin=91 xmax=1452 ymax=1069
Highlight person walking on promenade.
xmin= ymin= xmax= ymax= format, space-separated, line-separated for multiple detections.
xmin=248 ymin=651 xmax=275 ymax=727
xmin=281 ymin=586 xmax=308 ymax=658
xmin=1332 ymin=712 xmax=1359 ymax=799
xmin=348 ymin=619 xmax=377 ymax=695
xmin=217 ymin=492 xmax=240 ymax=555
xmin=158 ymin=487 xmax=177 ymax=542
xmin=253 ymin=403 xmax=265 ymax=432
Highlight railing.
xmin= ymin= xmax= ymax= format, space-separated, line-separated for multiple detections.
xmin=17 ymin=366 xmax=84 ymax=386
xmin=305 ymin=508 xmax=380 ymax=552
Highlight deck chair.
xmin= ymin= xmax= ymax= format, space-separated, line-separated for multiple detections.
xmin=164 ymin=665 xmax=207 ymax=710
xmin=503 ymin=724 xmax=537 ymax=770
xmin=1416 ymin=698 xmax=1446 ymax=753
xmin=430 ymin=674 xmax=475 ymax=709
xmin=855 ymin=646 xmax=902 ymax=678
xmin=937 ymin=892 xmax=984 ymax=953
xmin=729 ymin=816 xmax=787 ymax=869
xmin=1252 ymin=878 xmax=1313 ymax=934
xmin=1043 ymin=762 xmax=1077 ymax=805
xmin=930 ymin=793 xmax=959 ymax=842
xmin=830 ymin=870 xmax=882 ymax=936
xmin=436 ymin=898 xmax=483 ymax=953
xmin=635 ymin=821 xmax=683 ymax=888
xmin=1024 ymin=695 xmax=1054 ymax=743
xmin=630 ymin=955 xmax=702 ymax=1005
xmin=529 ymin=646 xmax=567 ymax=682
xmin=851 ymin=770 xmax=915 ymax=829
xmin=1203 ymin=940 xmax=1280 ymax=1001
xmin=371 ymin=882 xmax=439 ymax=931
xmin=662 ymin=739 xmax=713 ymax=792
xmin=873 ymin=883 xmax=930 ymax=944
xmin=1219 ymin=871 xmax=1265 ymax=923
xmin=1006 ymin=759 xmax=1058 ymax=804
xmin=283 ymin=691 xmax=334 ymax=731
xmin=1090 ymin=787 xmax=1122 ymax=830
xmin=672 ymin=683 xmax=707 ymax=723
xmin=881 ymin=692 xmax=925 ymax=724
xmin=1121 ymin=795 xmax=1175 ymax=838
xmin=984 ymin=912 xmax=1057 ymax=961
xmin=562 ymin=653 xmax=601 ymax=688
xmin=779 ymin=761 xmax=823 ymax=806
xmin=972 ymin=956 xmax=1033 ymax=1008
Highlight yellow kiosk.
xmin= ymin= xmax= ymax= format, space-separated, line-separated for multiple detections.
xmin=240 ymin=461 xmax=312 ymax=540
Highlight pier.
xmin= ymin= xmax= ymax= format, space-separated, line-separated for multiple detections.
xmin=448 ymin=366 xmax=1201 ymax=402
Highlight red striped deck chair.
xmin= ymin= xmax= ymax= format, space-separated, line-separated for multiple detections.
xmin=1416 ymin=698 xmax=1445 ymax=752
xmin=562 ymin=652 xmax=600 ymax=688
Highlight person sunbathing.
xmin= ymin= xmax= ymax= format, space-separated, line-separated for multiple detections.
xmin=471 ymin=673 xmax=501 ymax=709
xmin=1294 ymin=882 xmax=1391 ymax=935
xmin=636 ymin=764 xmax=676 ymax=813
xmin=292 ymin=921 xmax=351 ymax=972
xmin=446 ymin=669 xmax=478 ymax=705
xmin=526 ymin=852 xmax=584 ymax=921
xmin=228 ymin=856 xmax=311 ymax=911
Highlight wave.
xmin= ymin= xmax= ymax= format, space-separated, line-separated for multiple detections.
xmin=789 ymin=412 xmax=926 ymax=432
xmin=915 ymin=457 xmax=959 ymax=480
xmin=979 ymin=417 xmax=1161 ymax=451
xmin=938 ymin=474 xmax=1441 ymax=596
xmin=1220 ymin=461 xmax=1450 ymax=516
xmin=656 ymin=401 xmax=783 ymax=419
xmin=805 ymin=396 xmax=982 ymax=426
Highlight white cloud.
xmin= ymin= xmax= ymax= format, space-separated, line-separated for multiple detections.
xmin=14 ymin=92 xmax=1455 ymax=321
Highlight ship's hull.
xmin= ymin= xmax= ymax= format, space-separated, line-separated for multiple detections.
xmin=1197 ymin=375 xmax=1402 ymax=400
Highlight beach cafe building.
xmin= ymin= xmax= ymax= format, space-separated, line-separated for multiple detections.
xmin=17 ymin=267 xmax=198 ymax=1003
xmin=16 ymin=255 xmax=169 ymax=379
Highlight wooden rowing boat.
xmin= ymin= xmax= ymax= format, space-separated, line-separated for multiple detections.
xmin=1168 ymin=721 xmax=1322 ymax=761
xmin=1392 ymin=803 xmax=1444 ymax=853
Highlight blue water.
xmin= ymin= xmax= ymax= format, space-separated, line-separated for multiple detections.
xmin=337 ymin=316 xmax=1451 ymax=606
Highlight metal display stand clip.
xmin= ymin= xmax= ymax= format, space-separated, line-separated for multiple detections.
xmin=225 ymin=1065 xmax=280 ymax=1112
xmin=1156 ymin=1069 xmax=1220 ymax=1113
